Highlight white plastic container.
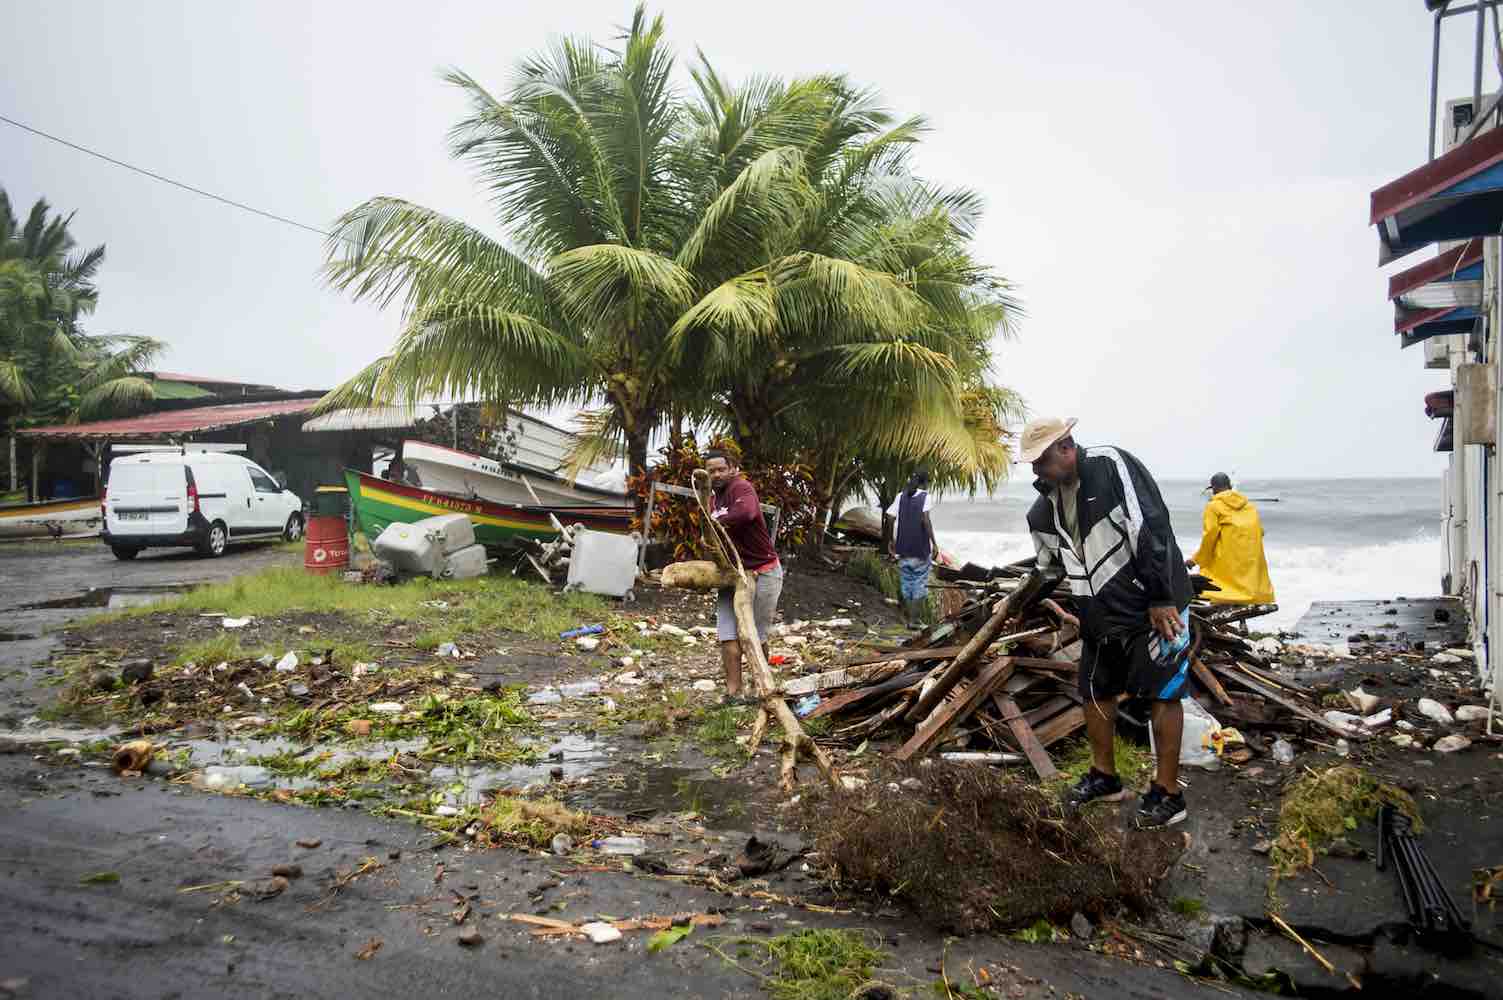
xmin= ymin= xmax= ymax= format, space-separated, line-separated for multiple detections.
xmin=372 ymin=521 xmax=444 ymax=577
xmin=424 ymin=513 xmax=476 ymax=554
xmin=442 ymin=543 xmax=489 ymax=580
xmin=564 ymin=529 xmax=641 ymax=598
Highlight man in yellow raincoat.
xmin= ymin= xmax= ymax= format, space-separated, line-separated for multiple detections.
xmin=1185 ymin=473 xmax=1275 ymax=604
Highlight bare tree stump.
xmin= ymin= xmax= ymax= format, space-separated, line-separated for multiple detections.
xmin=692 ymin=469 xmax=841 ymax=792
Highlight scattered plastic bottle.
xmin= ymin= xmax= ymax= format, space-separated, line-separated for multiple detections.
xmin=560 ymin=624 xmax=606 ymax=640
xmin=592 ymin=836 xmax=647 ymax=856
xmin=1271 ymin=738 xmax=1296 ymax=765
xmin=793 ymin=694 xmax=820 ymax=718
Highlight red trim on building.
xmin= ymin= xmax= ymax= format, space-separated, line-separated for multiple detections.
xmin=19 ymin=399 xmax=320 ymax=439
xmin=1386 ymin=241 xmax=1485 ymax=300
xmin=1371 ymin=126 xmax=1503 ymax=225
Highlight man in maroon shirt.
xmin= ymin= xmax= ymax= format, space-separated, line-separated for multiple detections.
xmin=705 ymin=450 xmax=783 ymax=700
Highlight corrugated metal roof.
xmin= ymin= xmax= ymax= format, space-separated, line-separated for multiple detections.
xmin=150 ymin=371 xmax=272 ymax=387
xmin=19 ymin=399 xmax=320 ymax=440
xmin=301 ymin=405 xmax=433 ymax=432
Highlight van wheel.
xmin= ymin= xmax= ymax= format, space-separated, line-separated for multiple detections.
xmin=198 ymin=521 xmax=228 ymax=558
xmin=283 ymin=513 xmax=304 ymax=542
xmin=110 ymin=546 xmax=140 ymax=561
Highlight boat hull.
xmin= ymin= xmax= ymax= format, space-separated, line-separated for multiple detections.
xmin=344 ymin=470 xmax=632 ymax=549
xmin=0 ymin=497 xmax=101 ymax=538
xmin=401 ymin=439 xmax=626 ymax=507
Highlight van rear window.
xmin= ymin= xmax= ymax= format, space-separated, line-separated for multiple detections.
xmin=109 ymin=464 xmax=183 ymax=494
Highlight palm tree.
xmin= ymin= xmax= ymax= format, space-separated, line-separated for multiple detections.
xmin=0 ymin=188 xmax=164 ymax=425
xmin=317 ymin=6 xmax=965 ymax=494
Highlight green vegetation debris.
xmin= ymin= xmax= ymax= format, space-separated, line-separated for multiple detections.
xmin=483 ymin=796 xmax=590 ymax=848
xmin=694 ymin=705 xmax=753 ymax=759
xmin=1272 ymin=765 xmax=1420 ymax=881
xmin=79 ymin=871 xmax=120 ymax=884
xmin=1170 ymin=897 xmax=1204 ymax=917
xmin=1011 ymin=918 xmax=1061 ymax=943
xmin=647 ymin=924 xmax=693 ymax=953
xmin=727 ymin=928 xmax=887 ymax=1000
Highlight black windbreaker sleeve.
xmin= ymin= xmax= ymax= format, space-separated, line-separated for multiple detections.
xmin=1114 ymin=449 xmax=1183 ymax=607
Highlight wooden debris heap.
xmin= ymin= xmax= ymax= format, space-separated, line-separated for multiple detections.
xmin=789 ymin=563 xmax=1346 ymax=780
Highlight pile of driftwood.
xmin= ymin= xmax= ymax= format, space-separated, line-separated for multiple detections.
xmin=783 ymin=563 xmax=1346 ymax=780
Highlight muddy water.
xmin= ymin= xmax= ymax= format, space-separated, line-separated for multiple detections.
xmin=14 ymin=584 xmax=191 ymax=612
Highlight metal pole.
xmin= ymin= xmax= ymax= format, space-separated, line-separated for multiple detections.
xmin=1433 ymin=11 xmax=1444 ymax=160
xmin=1476 ymin=4 xmax=1487 ymax=118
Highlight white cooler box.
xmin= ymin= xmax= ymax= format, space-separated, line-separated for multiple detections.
xmin=442 ymin=543 xmax=489 ymax=580
xmin=372 ymin=514 xmax=475 ymax=577
xmin=423 ymin=513 xmax=476 ymax=553
xmin=564 ymin=529 xmax=641 ymax=598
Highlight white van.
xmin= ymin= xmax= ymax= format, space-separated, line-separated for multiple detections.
xmin=102 ymin=451 xmax=305 ymax=560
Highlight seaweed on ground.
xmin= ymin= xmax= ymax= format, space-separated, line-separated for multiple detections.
xmin=801 ymin=763 xmax=1183 ymax=934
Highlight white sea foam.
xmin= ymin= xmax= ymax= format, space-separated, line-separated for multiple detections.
xmin=936 ymin=530 xmax=1442 ymax=633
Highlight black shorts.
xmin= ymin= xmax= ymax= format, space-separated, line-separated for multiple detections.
xmin=1079 ymin=610 xmax=1192 ymax=703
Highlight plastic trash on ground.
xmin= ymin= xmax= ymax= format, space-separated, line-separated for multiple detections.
xmin=1148 ymin=697 xmax=1222 ymax=769
xmin=593 ymin=836 xmax=647 ymax=856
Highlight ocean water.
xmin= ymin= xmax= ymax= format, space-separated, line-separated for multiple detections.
xmin=929 ymin=476 xmax=1442 ymax=632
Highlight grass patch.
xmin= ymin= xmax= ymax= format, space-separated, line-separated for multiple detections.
xmin=802 ymin=763 xmax=1180 ymax=933
xmin=1272 ymin=765 xmax=1420 ymax=881
xmin=268 ymin=688 xmax=539 ymax=764
xmin=83 ymin=566 xmax=605 ymax=640
xmin=695 ymin=705 xmax=754 ymax=760
xmin=1053 ymin=734 xmax=1153 ymax=789
xmin=722 ymin=928 xmax=887 ymax=1000
xmin=170 ymin=634 xmax=253 ymax=667
xmin=846 ymin=550 xmax=936 ymax=624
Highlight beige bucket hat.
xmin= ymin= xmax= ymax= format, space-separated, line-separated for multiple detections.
xmin=1017 ymin=416 xmax=1078 ymax=463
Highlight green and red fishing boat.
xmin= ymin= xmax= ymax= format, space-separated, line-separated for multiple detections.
xmin=343 ymin=469 xmax=632 ymax=548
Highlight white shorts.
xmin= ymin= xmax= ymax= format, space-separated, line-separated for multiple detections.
xmin=715 ymin=563 xmax=784 ymax=643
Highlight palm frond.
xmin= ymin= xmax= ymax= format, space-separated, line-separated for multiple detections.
xmin=0 ymin=358 xmax=34 ymax=405
xmin=76 ymin=376 xmax=156 ymax=420
xmin=547 ymin=243 xmax=694 ymax=330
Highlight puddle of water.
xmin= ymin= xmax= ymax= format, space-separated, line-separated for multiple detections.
xmin=0 ymin=723 xmax=123 ymax=744
xmin=573 ymin=764 xmax=751 ymax=827
xmin=15 ymin=584 xmax=192 ymax=612
xmin=0 ymin=631 xmax=39 ymax=642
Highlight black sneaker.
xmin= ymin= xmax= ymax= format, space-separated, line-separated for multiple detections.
xmin=1063 ymin=768 xmax=1131 ymax=809
xmin=1135 ymin=783 xmax=1187 ymax=829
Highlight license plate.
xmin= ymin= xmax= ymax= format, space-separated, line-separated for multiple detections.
xmin=118 ymin=511 xmax=148 ymax=522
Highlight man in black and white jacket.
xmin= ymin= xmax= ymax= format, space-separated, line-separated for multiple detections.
xmin=1018 ymin=417 xmax=1194 ymax=829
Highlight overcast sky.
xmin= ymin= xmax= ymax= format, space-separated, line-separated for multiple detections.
xmin=2 ymin=2 xmax=1490 ymax=478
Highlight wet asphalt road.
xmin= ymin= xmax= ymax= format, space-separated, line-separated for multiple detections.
xmin=0 ymin=539 xmax=1239 ymax=1000
xmin=0 ymin=539 xmax=293 ymax=724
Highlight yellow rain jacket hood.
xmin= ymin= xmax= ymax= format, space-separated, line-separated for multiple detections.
xmin=1190 ymin=490 xmax=1275 ymax=605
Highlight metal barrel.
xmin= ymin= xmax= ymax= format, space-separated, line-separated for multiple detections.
xmin=304 ymin=514 xmax=350 ymax=575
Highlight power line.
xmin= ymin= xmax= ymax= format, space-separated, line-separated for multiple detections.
xmin=0 ymin=112 xmax=336 ymax=239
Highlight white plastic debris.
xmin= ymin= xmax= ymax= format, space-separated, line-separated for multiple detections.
xmin=434 ymin=805 xmax=461 ymax=817
xmin=369 ymin=702 xmax=404 ymax=714
xmin=1391 ymin=733 xmax=1415 ymax=748
xmin=580 ymin=921 xmax=622 ymax=944
xmin=1443 ymin=647 xmax=1476 ymax=661
xmin=691 ymin=679 xmax=717 ymax=692
xmin=1361 ymin=708 xmax=1393 ymax=729
xmin=1271 ymin=738 xmax=1296 ymax=764
xmin=237 ymin=682 xmax=255 ymax=701
xmin=1396 ymin=719 xmax=1416 ymax=732
xmin=1455 ymin=705 xmax=1493 ymax=723
xmin=351 ymin=662 xmax=378 ymax=678
xmin=821 ymin=618 xmax=854 ymax=628
xmin=1417 ymin=698 xmax=1455 ymax=725
xmin=1322 ymin=710 xmax=1364 ymax=734
xmin=680 ymin=635 xmax=698 ymax=646
xmin=1345 ymin=688 xmax=1379 ymax=714
xmin=256 ymin=654 xmax=276 ymax=668
xmin=1432 ymin=653 xmax=1463 ymax=665
xmin=617 ymin=656 xmax=635 ymax=670
xmin=783 ymin=636 xmax=809 ymax=648
xmin=1250 ymin=637 xmax=1283 ymax=657
xmin=1433 ymin=734 xmax=1472 ymax=753
xmin=436 ymin=642 xmax=460 ymax=658
xmin=657 ymin=624 xmax=689 ymax=638
xmin=614 ymin=671 xmax=644 ymax=686
xmin=575 ymin=636 xmax=600 ymax=652
xmin=839 ymin=776 xmax=868 ymax=790
xmin=274 ymin=652 xmax=298 ymax=673
xmin=221 ymin=617 xmax=252 ymax=629
xmin=690 ymin=626 xmax=716 ymax=637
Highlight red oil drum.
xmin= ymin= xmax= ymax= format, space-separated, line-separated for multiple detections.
xmin=304 ymin=514 xmax=350 ymax=574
